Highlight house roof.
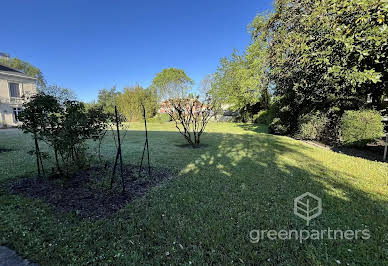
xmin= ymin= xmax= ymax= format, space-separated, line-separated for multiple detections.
xmin=0 ymin=63 xmax=36 ymax=80
xmin=0 ymin=63 xmax=24 ymax=74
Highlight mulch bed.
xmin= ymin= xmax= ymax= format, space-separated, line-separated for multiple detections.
xmin=9 ymin=164 xmax=175 ymax=219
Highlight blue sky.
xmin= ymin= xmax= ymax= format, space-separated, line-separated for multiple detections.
xmin=2 ymin=0 xmax=273 ymax=102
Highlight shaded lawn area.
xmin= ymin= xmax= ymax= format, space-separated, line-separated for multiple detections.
xmin=0 ymin=123 xmax=387 ymax=265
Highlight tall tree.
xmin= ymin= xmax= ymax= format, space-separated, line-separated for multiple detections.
xmin=209 ymin=35 xmax=269 ymax=111
xmin=150 ymin=68 xmax=193 ymax=100
xmin=116 ymin=85 xmax=158 ymax=121
xmin=97 ymin=86 xmax=120 ymax=115
xmin=250 ymin=0 xmax=387 ymax=134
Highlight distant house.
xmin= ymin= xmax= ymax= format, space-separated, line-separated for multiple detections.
xmin=0 ymin=63 xmax=37 ymax=127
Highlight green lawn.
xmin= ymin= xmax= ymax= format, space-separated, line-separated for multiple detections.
xmin=0 ymin=122 xmax=387 ymax=265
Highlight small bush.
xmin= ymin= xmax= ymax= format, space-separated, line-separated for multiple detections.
xmin=268 ymin=96 xmax=292 ymax=135
xmin=340 ymin=110 xmax=384 ymax=147
xmin=253 ymin=110 xmax=273 ymax=125
xmin=148 ymin=113 xmax=171 ymax=123
xmin=269 ymin=117 xmax=289 ymax=135
xmin=297 ymin=112 xmax=328 ymax=141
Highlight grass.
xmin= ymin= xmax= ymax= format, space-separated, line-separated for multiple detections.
xmin=0 ymin=122 xmax=387 ymax=265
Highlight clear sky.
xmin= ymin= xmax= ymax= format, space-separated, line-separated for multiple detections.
xmin=2 ymin=0 xmax=273 ymax=102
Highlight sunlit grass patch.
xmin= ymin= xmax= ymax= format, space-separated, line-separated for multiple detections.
xmin=0 ymin=123 xmax=387 ymax=265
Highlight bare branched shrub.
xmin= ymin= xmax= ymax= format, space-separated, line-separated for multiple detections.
xmin=161 ymin=97 xmax=214 ymax=148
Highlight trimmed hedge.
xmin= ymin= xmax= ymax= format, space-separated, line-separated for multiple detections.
xmin=340 ymin=110 xmax=384 ymax=147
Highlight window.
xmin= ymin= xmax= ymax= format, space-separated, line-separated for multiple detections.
xmin=9 ymin=82 xmax=20 ymax=97
xmin=13 ymin=108 xmax=22 ymax=122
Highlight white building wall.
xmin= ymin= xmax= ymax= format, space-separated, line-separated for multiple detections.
xmin=0 ymin=71 xmax=37 ymax=127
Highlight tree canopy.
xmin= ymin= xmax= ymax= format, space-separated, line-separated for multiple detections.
xmin=258 ymin=0 xmax=387 ymax=133
xmin=97 ymin=87 xmax=120 ymax=115
xmin=207 ymin=0 xmax=386 ymax=137
xmin=150 ymin=68 xmax=194 ymax=100
xmin=209 ymin=29 xmax=269 ymax=111
xmin=116 ymin=85 xmax=158 ymax=121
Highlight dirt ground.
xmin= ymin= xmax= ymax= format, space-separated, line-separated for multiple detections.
xmin=10 ymin=164 xmax=175 ymax=219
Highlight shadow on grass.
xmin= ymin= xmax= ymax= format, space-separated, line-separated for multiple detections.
xmin=113 ymin=129 xmax=387 ymax=264
xmin=331 ymin=140 xmax=387 ymax=163
xmin=236 ymin=123 xmax=269 ymax=134
xmin=1 ymin=128 xmax=387 ymax=265
xmin=174 ymin=143 xmax=211 ymax=149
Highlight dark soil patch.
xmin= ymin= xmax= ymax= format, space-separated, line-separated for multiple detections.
xmin=0 ymin=148 xmax=14 ymax=153
xmin=10 ymin=164 xmax=175 ymax=219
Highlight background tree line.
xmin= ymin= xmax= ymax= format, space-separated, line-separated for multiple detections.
xmin=94 ymin=68 xmax=195 ymax=122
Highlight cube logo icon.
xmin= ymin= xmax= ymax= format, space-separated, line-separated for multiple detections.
xmin=294 ymin=192 xmax=322 ymax=225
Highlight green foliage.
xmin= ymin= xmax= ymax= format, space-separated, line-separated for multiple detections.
xmin=253 ymin=110 xmax=273 ymax=125
xmin=18 ymin=93 xmax=63 ymax=176
xmin=18 ymin=93 xmax=61 ymax=136
xmin=19 ymin=93 xmax=110 ymax=176
xmin=84 ymin=100 xmax=97 ymax=111
xmin=97 ymin=87 xmax=119 ymax=115
xmin=0 ymin=57 xmax=46 ymax=88
xmin=150 ymin=68 xmax=193 ymax=100
xmin=250 ymin=0 xmax=387 ymax=135
xmin=148 ymin=113 xmax=171 ymax=123
xmin=116 ymin=85 xmax=158 ymax=121
xmin=269 ymin=96 xmax=292 ymax=134
xmin=209 ymin=39 xmax=269 ymax=111
xmin=269 ymin=117 xmax=289 ymax=135
xmin=340 ymin=109 xmax=384 ymax=147
xmin=235 ymin=110 xmax=251 ymax=123
xmin=296 ymin=112 xmax=329 ymax=141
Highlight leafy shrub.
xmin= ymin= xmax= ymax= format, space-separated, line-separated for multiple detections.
xmin=148 ymin=113 xmax=171 ymax=123
xmin=268 ymin=96 xmax=293 ymax=134
xmin=340 ymin=110 xmax=384 ymax=147
xmin=269 ymin=117 xmax=289 ymax=135
xmin=19 ymin=93 xmax=111 ymax=177
xmin=296 ymin=112 xmax=329 ymax=141
xmin=253 ymin=110 xmax=273 ymax=125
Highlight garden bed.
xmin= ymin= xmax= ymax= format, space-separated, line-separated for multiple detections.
xmin=9 ymin=164 xmax=174 ymax=219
